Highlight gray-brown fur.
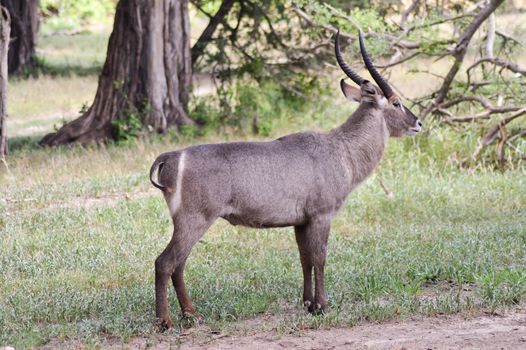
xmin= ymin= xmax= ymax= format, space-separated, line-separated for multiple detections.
xmin=150 ymin=33 xmax=422 ymax=329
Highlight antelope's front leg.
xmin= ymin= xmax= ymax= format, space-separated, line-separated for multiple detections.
xmin=312 ymin=220 xmax=330 ymax=313
xmin=295 ymin=217 xmax=331 ymax=314
xmin=295 ymin=225 xmax=314 ymax=311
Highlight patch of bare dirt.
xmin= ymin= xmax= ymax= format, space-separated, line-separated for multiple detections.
xmin=110 ymin=307 xmax=526 ymax=350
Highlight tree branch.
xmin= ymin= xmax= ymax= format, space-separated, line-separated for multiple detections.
xmin=421 ymin=0 xmax=506 ymax=120
xmin=464 ymin=108 xmax=526 ymax=164
xmin=485 ymin=11 xmax=495 ymax=59
xmin=376 ymin=51 xmax=420 ymax=68
xmin=400 ymin=0 xmax=420 ymax=26
xmin=191 ymin=0 xmax=236 ymax=65
xmin=467 ymin=57 xmax=526 ymax=77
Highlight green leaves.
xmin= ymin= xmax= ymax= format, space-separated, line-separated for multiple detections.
xmin=41 ymin=0 xmax=116 ymax=33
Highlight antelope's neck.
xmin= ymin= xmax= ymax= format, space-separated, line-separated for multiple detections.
xmin=332 ymin=105 xmax=388 ymax=186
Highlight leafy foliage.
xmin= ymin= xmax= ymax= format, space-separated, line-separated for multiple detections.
xmin=188 ymin=76 xmax=319 ymax=138
xmin=111 ymin=108 xmax=143 ymax=144
xmin=41 ymin=0 xmax=117 ymax=33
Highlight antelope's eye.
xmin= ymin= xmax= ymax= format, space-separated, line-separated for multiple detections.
xmin=393 ymin=101 xmax=401 ymax=108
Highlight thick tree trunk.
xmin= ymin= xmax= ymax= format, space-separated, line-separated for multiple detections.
xmin=0 ymin=7 xmax=9 ymax=157
xmin=1 ymin=0 xmax=38 ymax=74
xmin=40 ymin=0 xmax=194 ymax=146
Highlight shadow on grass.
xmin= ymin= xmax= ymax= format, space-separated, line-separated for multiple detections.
xmin=12 ymin=58 xmax=102 ymax=79
xmin=8 ymin=135 xmax=44 ymax=153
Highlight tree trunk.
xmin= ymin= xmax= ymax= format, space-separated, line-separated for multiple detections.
xmin=40 ymin=0 xmax=194 ymax=146
xmin=1 ymin=0 xmax=38 ymax=74
xmin=0 ymin=7 xmax=9 ymax=157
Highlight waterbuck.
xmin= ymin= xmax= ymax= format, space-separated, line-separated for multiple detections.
xmin=150 ymin=31 xmax=422 ymax=329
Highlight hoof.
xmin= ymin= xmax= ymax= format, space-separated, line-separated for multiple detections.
xmin=304 ymin=300 xmax=316 ymax=313
xmin=181 ymin=311 xmax=204 ymax=327
xmin=309 ymin=302 xmax=327 ymax=315
xmin=156 ymin=317 xmax=174 ymax=332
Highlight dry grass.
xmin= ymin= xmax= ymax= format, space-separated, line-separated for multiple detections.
xmin=8 ymin=75 xmax=98 ymax=137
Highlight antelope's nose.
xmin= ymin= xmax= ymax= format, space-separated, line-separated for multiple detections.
xmin=416 ymin=120 xmax=422 ymax=127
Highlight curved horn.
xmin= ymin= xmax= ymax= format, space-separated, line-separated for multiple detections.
xmin=358 ymin=30 xmax=394 ymax=98
xmin=335 ymin=30 xmax=364 ymax=86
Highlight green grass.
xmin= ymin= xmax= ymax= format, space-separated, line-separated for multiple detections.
xmin=36 ymin=29 xmax=110 ymax=74
xmin=7 ymin=75 xmax=97 ymax=137
xmin=1 ymin=16 xmax=525 ymax=349
xmin=7 ymin=30 xmax=104 ymax=139
xmin=1 ymin=118 xmax=525 ymax=348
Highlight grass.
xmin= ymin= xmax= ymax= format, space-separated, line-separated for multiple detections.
xmin=1 ymin=18 xmax=525 ymax=350
xmin=36 ymin=29 xmax=109 ymax=74
xmin=7 ymin=30 xmax=104 ymax=139
xmin=1 ymin=109 xmax=525 ymax=348
xmin=8 ymin=75 xmax=97 ymax=137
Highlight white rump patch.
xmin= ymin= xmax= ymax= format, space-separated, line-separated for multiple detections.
xmin=166 ymin=151 xmax=186 ymax=216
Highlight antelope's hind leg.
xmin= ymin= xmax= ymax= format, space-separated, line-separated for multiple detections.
xmin=155 ymin=213 xmax=213 ymax=329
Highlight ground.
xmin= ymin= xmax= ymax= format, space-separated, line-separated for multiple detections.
xmin=1 ymin=12 xmax=526 ymax=350
xmin=39 ymin=306 xmax=526 ymax=349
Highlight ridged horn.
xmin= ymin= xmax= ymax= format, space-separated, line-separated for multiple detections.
xmin=358 ymin=30 xmax=394 ymax=98
xmin=335 ymin=30 xmax=364 ymax=86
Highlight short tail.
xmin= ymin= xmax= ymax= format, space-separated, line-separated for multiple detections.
xmin=149 ymin=155 xmax=167 ymax=190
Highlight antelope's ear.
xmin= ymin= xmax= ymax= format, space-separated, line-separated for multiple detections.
xmin=360 ymin=80 xmax=377 ymax=96
xmin=340 ymin=79 xmax=361 ymax=102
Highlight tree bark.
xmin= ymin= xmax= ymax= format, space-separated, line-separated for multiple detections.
xmin=40 ymin=0 xmax=194 ymax=146
xmin=1 ymin=0 xmax=38 ymax=74
xmin=0 ymin=7 xmax=9 ymax=157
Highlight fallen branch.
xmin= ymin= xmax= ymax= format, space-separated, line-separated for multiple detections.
xmin=465 ymin=108 xmax=526 ymax=163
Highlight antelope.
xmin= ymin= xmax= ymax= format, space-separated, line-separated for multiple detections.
xmin=150 ymin=31 xmax=422 ymax=329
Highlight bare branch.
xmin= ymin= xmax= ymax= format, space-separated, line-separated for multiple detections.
xmin=376 ymin=52 xmax=420 ymax=68
xmin=294 ymin=5 xmax=421 ymax=50
xmin=405 ymin=13 xmax=474 ymax=34
xmin=444 ymin=105 xmax=525 ymax=123
xmin=465 ymin=108 xmax=526 ymax=163
xmin=485 ymin=12 xmax=495 ymax=58
xmin=400 ymin=0 xmax=420 ymax=26
xmin=467 ymin=57 xmax=526 ymax=77
xmin=421 ymin=0 xmax=506 ymax=120
xmin=508 ymin=129 xmax=526 ymax=143
xmin=440 ymin=96 xmax=526 ymax=123
xmin=495 ymin=30 xmax=524 ymax=47
xmin=439 ymin=96 xmax=492 ymax=109
xmin=191 ymin=0 xmax=236 ymax=65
